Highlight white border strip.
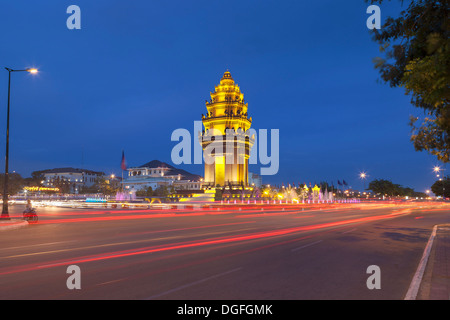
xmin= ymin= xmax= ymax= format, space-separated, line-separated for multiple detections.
xmin=291 ymin=240 xmax=323 ymax=252
xmin=404 ymin=225 xmax=438 ymax=300
xmin=145 ymin=267 xmax=242 ymax=300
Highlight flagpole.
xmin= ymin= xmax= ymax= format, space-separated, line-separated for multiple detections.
xmin=121 ymin=150 xmax=126 ymax=196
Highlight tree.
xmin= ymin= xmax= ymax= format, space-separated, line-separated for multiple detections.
xmin=31 ymin=170 xmax=45 ymax=182
xmin=24 ymin=170 xmax=46 ymax=187
xmin=431 ymin=176 xmax=450 ymax=198
xmin=0 ymin=173 xmax=25 ymax=196
xmin=368 ymin=178 xmax=425 ymax=197
xmin=79 ymin=184 xmax=99 ymax=194
xmin=368 ymin=0 xmax=450 ymax=162
xmin=153 ymin=185 xmax=169 ymax=197
xmin=318 ymin=181 xmax=338 ymax=193
xmin=215 ymin=188 xmax=223 ymax=201
xmin=368 ymin=179 xmax=397 ymax=196
xmin=136 ymin=186 xmax=153 ymax=197
xmin=51 ymin=176 xmax=71 ymax=194
xmin=96 ymin=177 xmax=119 ymax=196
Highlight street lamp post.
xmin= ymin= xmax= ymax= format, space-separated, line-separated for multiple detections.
xmin=1 ymin=67 xmax=38 ymax=220
xmin=433 ymin=166 xmax=446 ymax=200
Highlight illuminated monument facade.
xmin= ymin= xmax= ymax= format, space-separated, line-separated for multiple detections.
xmin=201 ymin=71 xmax=254 ymax=188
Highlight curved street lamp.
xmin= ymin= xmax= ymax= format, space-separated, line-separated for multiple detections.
xmin=1 ymin=67 xmax=38 ymax=220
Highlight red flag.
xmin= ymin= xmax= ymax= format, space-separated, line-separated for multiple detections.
xmin=121 ymin=150 xmax=127 ymax=170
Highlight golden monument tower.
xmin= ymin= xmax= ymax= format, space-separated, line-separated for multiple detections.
xmin=201 ymin=71 xmax=254 ymax=188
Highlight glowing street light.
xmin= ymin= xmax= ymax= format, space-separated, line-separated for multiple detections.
xmin=1 ymin=67 xmax=39 ymax=219
xmin=432 ymin=165 xmax=446 ymax=200
xmin=359 ymin=171 xmax=368 ymax=195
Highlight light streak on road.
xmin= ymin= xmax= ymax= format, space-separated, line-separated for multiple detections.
xmin=0 ymin=208 xmax=412 ymax=276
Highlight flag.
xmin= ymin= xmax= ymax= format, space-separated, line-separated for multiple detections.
xmin=121 ymin=150 xmax=127 ymax=170
xmin=337 ymin=180 xmax=342 ymax=186
xmin=343 ymin=180 xmax=348 ymax=186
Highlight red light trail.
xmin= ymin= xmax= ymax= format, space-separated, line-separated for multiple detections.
xmin=0 ymin=208 xmax=412 ymax=276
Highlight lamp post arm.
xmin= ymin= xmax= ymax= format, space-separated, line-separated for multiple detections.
xmin=5 ymin=68 xmax=34 ymax=72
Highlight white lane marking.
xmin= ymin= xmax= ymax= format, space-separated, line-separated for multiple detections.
xmin=404 ymin=225 xmax=438 ymax=300
xmin=0 ymin=241 xmax=75 ymax=252
xmin=291 ymin=240 xmax=323 ymax=252
xmin=341 ymin=228 xmax=357 ymax=234
xmin=95 ymin=278 xmax=128 ymax=287
xmin=6 ymin=228 xmax=260 ymax=260
xmin=145 ymin=267 xmax=242 ymax=300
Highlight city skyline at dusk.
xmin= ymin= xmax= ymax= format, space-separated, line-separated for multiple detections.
xmin=0 ymin=1 xmax=440 ymax=193
xmin=1 ymin=0 xmax=449 ymax=305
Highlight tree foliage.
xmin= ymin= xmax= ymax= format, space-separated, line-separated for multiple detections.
xmin=136 ymin=186 xmax=153 ymax=197
xmin=430 ymin=176 xmax=450 ymax=197
xmin=368 ymin=178 xmax=425 ymax=197
xmin=153 ymin=185 xmax=169 ymax=197
xmin=368 ymin=0 xmax=450 ymax=162
xmin=51 ymin=176 xmax=72 ymax=194
xmin=96 ymin=177 xmax=119 ymax=196
xmin=0 ymin=173 xmax=25 ymax=196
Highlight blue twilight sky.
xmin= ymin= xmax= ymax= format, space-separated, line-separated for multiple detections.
xmin=0 ymin=0 xmax=441 ymax=192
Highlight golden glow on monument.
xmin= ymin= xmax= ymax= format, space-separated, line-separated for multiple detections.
xmin=201 ymin=71 xmax=254 ymax=188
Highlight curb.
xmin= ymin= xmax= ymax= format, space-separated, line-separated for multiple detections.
xmin=404 ymin=224 xmax=443 ymax=300
xmin=0 ymin=219 xmax=29 ymax=231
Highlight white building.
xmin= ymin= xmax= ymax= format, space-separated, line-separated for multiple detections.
xmin=123 ymin=160 xmax=202 ymax=193
xmin=173 ymin=180 xmax=202 ymax=191
xmin=41 ymin=168 xmax=104 ymax=193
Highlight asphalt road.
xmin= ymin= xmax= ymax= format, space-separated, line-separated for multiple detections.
xmin=1 ymin=201 xmax=449 ymax=300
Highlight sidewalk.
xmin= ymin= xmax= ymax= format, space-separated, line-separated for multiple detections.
xmin=0 ymin=218 xmax=29 ymax=231
xmin=416 ymin=224 xmax=450 ymax=300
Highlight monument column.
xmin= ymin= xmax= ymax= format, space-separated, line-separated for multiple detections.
xmin=200 ymin=71 xmax=254 ymax=188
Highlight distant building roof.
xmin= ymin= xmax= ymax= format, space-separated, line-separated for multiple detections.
xmin=134 ymin=160 xmax=202 ymax=181
xmin=39 ymin=167 xmax=105 ymax=175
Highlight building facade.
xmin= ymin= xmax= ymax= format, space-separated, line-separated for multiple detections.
xmin=42 ymin=168 xmax=104 ymax=193
xmin=122 ymin=160 xmax=202 ymax=193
